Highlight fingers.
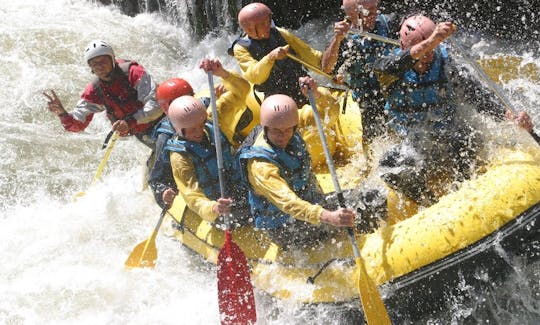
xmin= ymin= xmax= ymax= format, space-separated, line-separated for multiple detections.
xmin=199 ymin=58 xmax=223 ymax=72
xmin=112 ymin=120 xmax=129 ymax=136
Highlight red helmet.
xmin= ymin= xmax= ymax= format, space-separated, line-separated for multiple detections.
xmin=260 ymin=94 xmax=298 ymax=128
xmin=399 ymin=15 xmax=436 ymax=49
xmin=156 ymin=78 xmax=194 ymax=114
xmin=168 ymin=96 xmax=207 ymax=131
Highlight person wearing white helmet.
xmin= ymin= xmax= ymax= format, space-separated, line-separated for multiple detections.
xmin=161 ymin=60 xmax=252 ymax=224
xmin=237 ymin=92 xmax=356 ymax=249
xmin=322 ymin=0 xmax=398 ymax=143
xmin=371 ymin=15 xmax=535 ymax=206
xmin=229 ymin=2 xmax=322 ymax=107
xmin=43 ymin=40 xmax=162 ymax=148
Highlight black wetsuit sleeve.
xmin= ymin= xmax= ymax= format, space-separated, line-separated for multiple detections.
xmin=447 ymin=59 xmax=506 ymax=120
xmin=148 ymin=133 xmax=177 ymax=209
xmin=373 ymin=49 xmax=417 ymax=94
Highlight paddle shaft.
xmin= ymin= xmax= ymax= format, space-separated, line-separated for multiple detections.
xmin=286 ymin=53 xmax=351 ymax=89
xmin=348 ymin=29 xmax=400 ymax=46
xmin=92 ymin=131 xmax=119 ymax=185
xmin=208 ymin=71 xmax=257 ymax=324
xmin=207 ymin=72 xmax=227 ymax=201
xmin=307 ymin=88 xmax=390 ymax=324
xmin=307 ymin=89 xmax=360 ymax=252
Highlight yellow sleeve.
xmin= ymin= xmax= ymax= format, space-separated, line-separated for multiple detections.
xmin=210 ymin=71 xmax=250 ymax=143
xmin=233 ymin=44 xmax=275 ymax=85
xmin=170 ymin=152 xmax=218 ymax=222
xmin=247 ymin=159 xmax=323 ymax=225
xmin=278 ymin=27 xmax=322 ymax=68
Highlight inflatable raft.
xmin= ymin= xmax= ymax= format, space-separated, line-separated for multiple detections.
xmin=163 ymin=89 xmax=540 ymax=319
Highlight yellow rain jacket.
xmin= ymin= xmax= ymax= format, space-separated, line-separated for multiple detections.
xmin=247 ymin=131 xmax=324 ymax=225
xmin=233 ymin=27 xmax=322 ymax=86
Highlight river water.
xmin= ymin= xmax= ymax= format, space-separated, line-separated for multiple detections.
xmin=1 ymin=1 xmax=539 ymax=324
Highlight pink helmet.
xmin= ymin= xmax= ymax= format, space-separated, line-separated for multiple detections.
xmin=168 ymin=96 xmax=207 ymax=131
xmin=156 ymin=78 xmax=194 ymax=114
xmin=260 ymin=94 xmax=298 ymax=128
xmin=238 ymin=2 xmax=272 ymax=26
xmin=399 ymin=15 xmax=436 ymax=49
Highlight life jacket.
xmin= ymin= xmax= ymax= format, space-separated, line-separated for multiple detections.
xmin=237 ymin=127 xmax=321 ymax=229
xmin=164 ymin=122 xmax=241 ymax=201
xmin=345 ymin=14 xmax=392 ymax=101
xmin=91 ymin=60 xmax=160 ymax=135
xmin=229 ymin=27 xmax=307 ymax=104
xmin=385 ymin=45 xmax=454 ymax=135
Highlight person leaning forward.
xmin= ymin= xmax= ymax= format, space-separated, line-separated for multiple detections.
xmin=236 ymin=94 xmax=356 ymax=249
xmin=150 ymin=59 xmax=252 ymax=211
xmin=165 ymin=90 xmax=251 ymax=226
xmin=372 ymin=15 xmax=534 ymax=206
xmin=229 ymin=2 xmax=322 ymax=106
xmin=43 ymin=40 xmax=162 ymax=148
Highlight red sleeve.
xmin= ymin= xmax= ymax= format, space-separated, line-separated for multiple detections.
xmin=128 ymin=62 xmax=145 ymax=86
xmin=59 ymin=112 xmax=93 ymax=132
xmin=59 ymin=83 xmax=98 ymax=132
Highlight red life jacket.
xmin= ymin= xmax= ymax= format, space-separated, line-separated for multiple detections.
xmin=88 ymin=60 xmax=156 ymax=135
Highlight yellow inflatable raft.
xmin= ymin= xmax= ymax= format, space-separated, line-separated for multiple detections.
xmin=164 ymin=90 xmax=540 ymax=307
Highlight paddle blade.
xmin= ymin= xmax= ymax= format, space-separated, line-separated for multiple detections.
xmin=217 ymin=232 xmax=256 ymax=325
xmin=125 ymin=238 xmax=157 ymax=269
xmin=356 ymin=257 xmax=391 ymax=325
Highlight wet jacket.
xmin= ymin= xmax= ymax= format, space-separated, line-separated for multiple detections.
xmin=167 ymin=123 xmax=244 ymax=223
xmin=231 ymin=26 xmax=322 ymax=104
xmin=335 ymin=14 xmax=393 ymax=102
xmin=374 ymin=45 xmax=454 ymax=135
xmin=237 ymin=127 xmax=323 ymax=229
xmin=59 ymin=60 xmax=162 ymax=135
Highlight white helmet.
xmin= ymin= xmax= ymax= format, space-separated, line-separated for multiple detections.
xmin=84 ymin=40 xmax=115 ymax=64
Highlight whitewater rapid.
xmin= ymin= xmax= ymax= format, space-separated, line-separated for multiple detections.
xmin=1 ymin=1 xmax=538 ymax=324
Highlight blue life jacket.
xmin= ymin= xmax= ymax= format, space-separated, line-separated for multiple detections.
xmin=237 ymin=130 xmax=321 ymax=229
xmin=385 ymin=45 xmax=454 ymax=135
xmin=232 ymin=27 xmax=307 ymax=104
xmin=151 ymin=117 xmax=175 ymax=141
xmin=164 ymin=122 xmax=239 ymax=200
xmin=344 ymin=14 xmax=392 ymax=101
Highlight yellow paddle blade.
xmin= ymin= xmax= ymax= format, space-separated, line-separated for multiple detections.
xmin=356 ymin=257 xmax=391 ymax=325
xmin=125 ymin=237 xmax=157 ymax=269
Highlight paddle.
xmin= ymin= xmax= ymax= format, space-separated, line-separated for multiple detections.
xmin=285 ymin=51 xmax=351 ymax=89
xmin=124 ymin=206 xmax=168 ymax=269
xmin=74 ymin=131 xmax=119 ymax=198
xmin=347 ymin=28 xmax=400 ymax=46
xmin=448 ymin=38 xmax=540 ymax=144
xmin=306 ymin=87 xmax=391 ymax=324
xmin=207 ymin=71 xmax=256 ymax=325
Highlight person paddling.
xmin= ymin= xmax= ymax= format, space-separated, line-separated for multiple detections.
xmin=229 ymin=2 xmax=322 ymax=106
xmin=43 ymin=40 xmax=162 ymax=148
xmin=322 ymin=0 xmax=398 ymax=142
xmin=149 ymin=58 xmax=253 ymax=209
xmin=165 ymin=94 xmax=249 ymax=226
xmin=237 ymin=92 xmax=356 ymax=249
xmin=372 ymin=15 xmax=535 ymax=206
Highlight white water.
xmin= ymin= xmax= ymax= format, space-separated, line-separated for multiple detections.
xmin=1 ymin=1 xmax=539 ymax=324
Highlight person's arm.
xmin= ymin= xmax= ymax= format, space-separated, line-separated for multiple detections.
xmin=130 ymin=65 xmax=162 ymax=125
xmin=233 ymin=44 xmax=276 ymax=85
xmin=170 ymin=152 xmax=219 ymax=222
xmin=322 ymin=20 xmax=349 ymax=73
xmin=149 ymin=133 xmax=177 ymax=209
xmin=215 ymin=71 xmax=251 ymax=143
xmin=247 ymin=159 xmax=324 ymax=225
xmin=280 ymin=28 xmax=323 ymax=68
